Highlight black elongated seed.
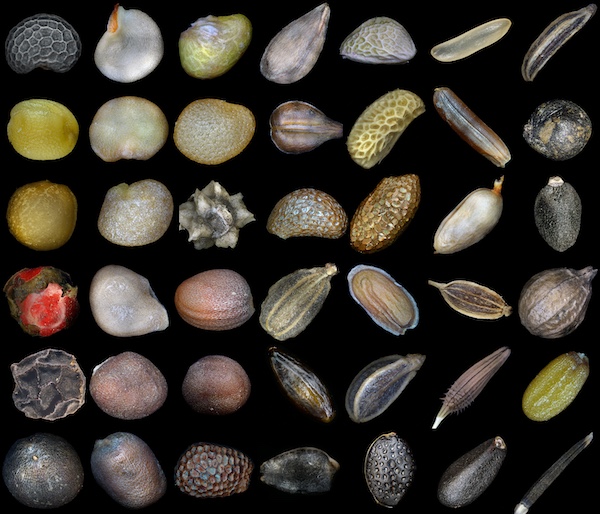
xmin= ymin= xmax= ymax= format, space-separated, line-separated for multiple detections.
xmin=438 ymin=436 xmax=507 ymax=508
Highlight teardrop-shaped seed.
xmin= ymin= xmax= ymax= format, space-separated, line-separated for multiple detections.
xmin=260 ymin=447 xmax=339 ymax=494
xmin=364 ymin=432 xmax=415 ymax=507
xmin=437 ymin=436 xmax=507 ymax=508
xmin=260 ymin=263 xmax=338 ymax=341
xmin=268 ymin=347 xmax=335 ymax=422
xmin=348 ymin=265 xmax=419 ymax=335
xmin=345 ymin=353 xmax=425 ymax=423
xmin=428 ymin=279 xmax=512 ymax=320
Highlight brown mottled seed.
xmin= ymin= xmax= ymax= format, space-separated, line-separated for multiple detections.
xmin=431 ymin=18 xmax=512 ymax=62
xmin=428 ymin=279 xmax=512 ymax=320
xmin=433 ymin=87 xmax=511 ymax=167
xmin=350 ymin=174 xmax=421 ymax=253
xmin=174 ymin=442 xmax=253 ymax=498
xmin=347 ymin=89 xmax=425 ymax=169
xmin=432 ymin=346 xmax=511 ymax=429
xmin=340 ymin=16 xmax=416 ymax=64
xmin=267 ymin=188 xmax=348 ymax=239
xmin=268 ymin=347 xmax=335 ymax=422
xmin=345 ymin=353 xmax=425 ymax=423
xmin=522 ymin=3 xmax=597 ymax=81
xmin=260 ymin=263 xmax=338 ymax=340
xmin=438 ymin=436 xmax=507 ymax=508
xmin=347 ymin=264 xmax=419 ymax=335
xmin=270 ymin=101 xmax=343 ymax=154
xmin=518 ymin=266 xmax=596 ymax=338
xmin=522 ymin=351 xmax=589 ymax=422
xmin=364 ymin=432 xmax=415 ymax=507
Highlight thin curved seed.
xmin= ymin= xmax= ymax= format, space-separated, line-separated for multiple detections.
xmin=432 ymin=346 xmax=511 ymax=429
xmin=522 ymin=4 xmax=597 ymax=81
xmin=514 ymin=432 xmax=593 ymax=514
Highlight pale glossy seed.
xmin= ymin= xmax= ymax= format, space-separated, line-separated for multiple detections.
xmin=433 ymin=87 xmax=511 ymax=167
xmin=522 ymin=3 xmax=597 ymax=81
xmin=432 ymin=346 xmax=511 ymax=429
xmin=345 ymin=353 xmax=425 ymax=423
xmin=431 ymin=18 xmax=512 ymax=62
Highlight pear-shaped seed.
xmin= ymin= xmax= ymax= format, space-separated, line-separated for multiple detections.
xmin=270 ymin=101 xmax=343 ymax=154
xmin=260 ymin=3 xmax=330 ymax=84
xmin=340 ymin=16 xmax=416 ymax=64
xmin=345 ymin=353 xmax=425 ymax=423
xmin=260 ymin=447 xmax=339 ymax=494
xmin=348 ymin=264 xmax=419 ymax=335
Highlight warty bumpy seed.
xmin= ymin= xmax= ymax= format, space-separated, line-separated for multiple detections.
xmin=5 ymin=14 xmax=82 ymax=73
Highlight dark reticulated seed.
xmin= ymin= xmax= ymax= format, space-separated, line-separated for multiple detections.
xmin=5 ymin=14 xmax=82 ymax=73
xmin=364 ymin=432 xmax=415 ymax=507
xmin=174 ymin=442 xmax=253 ymax=498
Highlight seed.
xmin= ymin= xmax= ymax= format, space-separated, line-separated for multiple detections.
xmin=428 ymin=279 xmax=512 ymax=320
xmin=521 ymin=3 xmax=597 ymax=81
xmin=349 ymin=174 xmax=421 ymax=253
xmin=347 ymin=89 xmax=425 ymax=169
xmin=438 ymin=436 xmax=507 ymax=508
xmin=269 ymin=100 xmax=343 ymax=154
xmin=347 ymin=264 xmax=419 ymax=335
xmin=433 ymin=176 xmax=504 ymax=254
xmin=514 ymin=432 xmax=593 ymax=514
xmin=522 ymin=351 xmax=589 ymax=422
xmin=268 ymin=346 xmax=335 ymax=422
xmin=340 ymin=16 xmax=416 ymax=64
xmin=259 ymin=263 xmax=338 ymax=341
xmin=534 ymin=176 xmax=582 ymax=252
xmin=433 ymin=86 xmax=511 ymax=167
xmin=518 ymin=266 xmax=596 ymax=338
xmin=267 ymin=188 xmax=347 ymax=239
xmin=523 ymin=99 xmax=592 ymax=161
xmin=432 ymin=346 xmax=511 ymax=429
xmin=260 ymin=447 xmax=339 ymax=494
xmin=431 ymin=18 xmax=512 ymax=62
xmin=345 ymin=353 xmax=425 ymax=423
xmin=260 ymin=3 xmax=330 ymax=84
xmin=364 ymin=432 xmax=416 ymax=507
xmin=174 ymin=442 xmax=253 ymax=498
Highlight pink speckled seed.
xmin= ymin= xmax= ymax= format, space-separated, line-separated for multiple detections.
xmin=182 ymin=355 xmax=251 ymax=415
xmin=174 ymin=268 xmax=254 ymax=330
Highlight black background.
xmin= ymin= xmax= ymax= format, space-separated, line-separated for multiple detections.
xmin=1 ymin=1 xmax=597 ymax=512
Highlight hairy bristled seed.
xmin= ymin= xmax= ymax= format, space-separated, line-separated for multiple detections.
xmin=522 ymin=3 xmax=597 ymax=81
xmin=260 ymin=263 xmax=338 ymax=341
xmin=433 ymin=87 xmax=511 ymax=167
xmin=431 ymin=18 xmax=512 ymax=62
xmin=428 ymin=279 xmax=512 ymax=320
xmin=432 ymin=346 xmax=511 ymax=429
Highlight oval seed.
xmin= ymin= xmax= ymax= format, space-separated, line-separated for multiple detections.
xmin=428 ymin=279 xmax=512 ymax=320
xmin=268 ymin=347 xmax=335 ymax=422
xmin=345 ymin=353 xmax=425 ymax=423
xmin=431 ymin=18 xmax=512 ymax=62
xmin=432 ymin=346 xmax=511 ymax=429
xmin=260 ymin=263 xmax=338 ymax=341
xmin=522 ymin=351 xmax=589 ymax=422
xmin=438 ymin=436 xmax=507 ymax=508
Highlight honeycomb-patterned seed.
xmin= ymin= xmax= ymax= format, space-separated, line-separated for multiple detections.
xmin=5 ymin=14 xmax=81 ymax=73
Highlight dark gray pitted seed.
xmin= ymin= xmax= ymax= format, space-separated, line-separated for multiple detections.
xmin=5 ymin=14 xmax=81 ymax=73
xmin=364 ymin=432 xmax=415 ymax=507
xmin=174 ymin=442 xmax=253 ymax=498
xmin=523 ymin=99 xmax=592 ymax=160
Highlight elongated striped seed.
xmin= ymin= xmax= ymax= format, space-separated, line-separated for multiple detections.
xmin=259 ymin=263 xmax=338 ymax=341
xmin=432 ymin=346 xmax=511 ymax=429
xmin=428 ymin=279 xmax=512 ymax=320
xmin=433 ymin=87 xmax=511 ymax=167
xmin=522 ymin=3 xmax=597 ymax=81
xmin=514 ymin=432 xmax=593 ymax=514
xmin=431 ymin=18 xmax=512 ymax=62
